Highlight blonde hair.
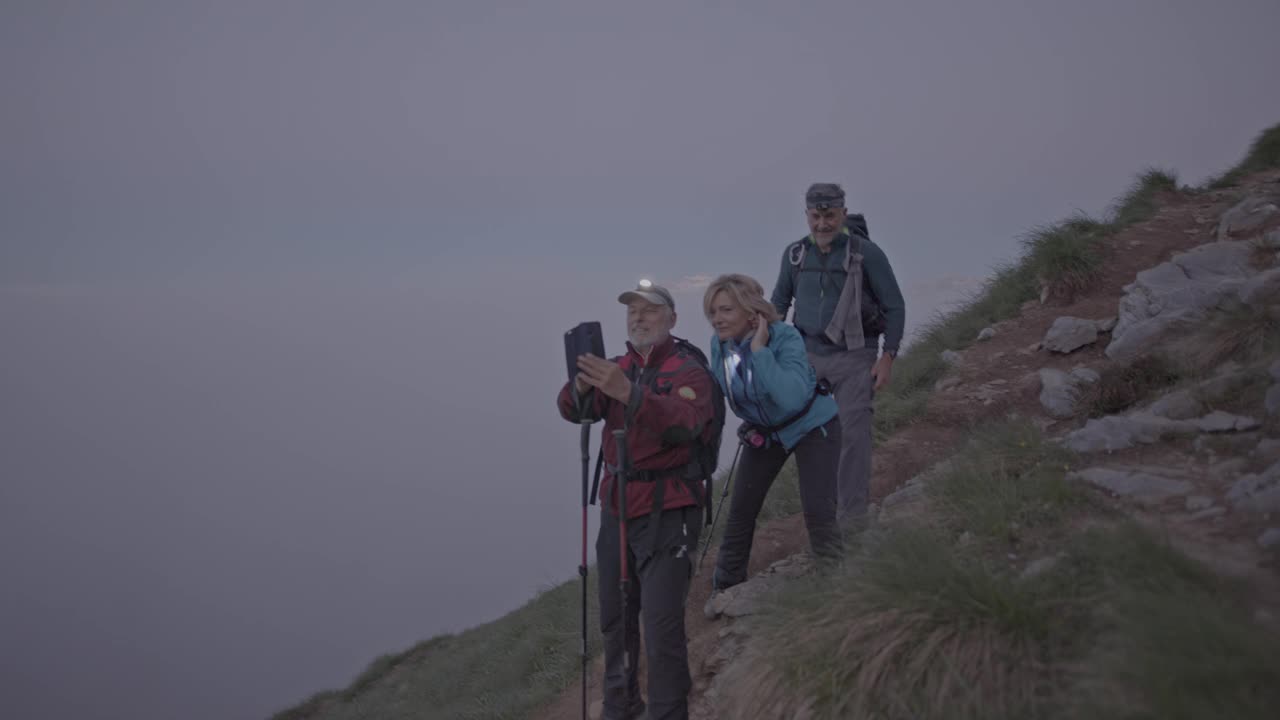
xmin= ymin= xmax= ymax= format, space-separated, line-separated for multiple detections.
xmin=702 ymin=274 xmax=781 ymax=324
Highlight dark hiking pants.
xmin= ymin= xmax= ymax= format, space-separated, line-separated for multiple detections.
xmin=808 ymin=348 xmax=877 ymax=527
xmin=597 ymin=504 xmax=702 ymax=720
xmin=712 ymin=417 xmax=843 ymax=590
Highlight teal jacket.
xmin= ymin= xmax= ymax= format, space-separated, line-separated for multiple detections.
xmin=770 ymin=227 xmax=906 ymax=356
xmin=708 ymin=321 xmax=838 ymax=450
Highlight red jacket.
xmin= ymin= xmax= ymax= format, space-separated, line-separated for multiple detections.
xmin=557 ymin=335 xmax=716 ymax=520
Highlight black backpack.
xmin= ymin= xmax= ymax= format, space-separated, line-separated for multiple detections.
xmin=671 ymin=336 xmax=726 ymax=496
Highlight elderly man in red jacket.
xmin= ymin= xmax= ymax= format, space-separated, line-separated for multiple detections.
xmin=557 ymin=280 xmax=716 ymax=720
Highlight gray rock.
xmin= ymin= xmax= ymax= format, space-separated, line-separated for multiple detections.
xmin=704 ymin=554 xmax=814 ymax=619
xmin=977 ymin=327 xmax=996 ymax=341
xmin=1148 ymin=389 xmax=1204 ymax=420
xmin=1106 ymin=310 xmax=1201 ymax=362
xmin=880 ymin=482 xmax=925 ymax=519
xmin=1259 ymin=528 xmax=1280 ymax=550
xmin=1043 ymin=316 xmax=1099 ymax=354
xmin=1239 ymin=267 xmax=1280 ymax=307
xmin=1061 ymin=412 xmax=1199 ymax=453
xmin=1214 ymin=360 xmax=1245 ymax=377
xmin=1195 ymin=370 xmax=1256 ymax=404
xmin=1191 ymin=507 xmax=1227 ymax=521
xmin=1019 ymin=556 xmax=1059 ymax=581
xmin=935 ymin=375 xmax=962 ymax=392
xmin=1124 ymin=463 xmax=1196 ymax=480
xmin=941 ymin=350 xmax=962 ymax=366
xmin=1267 ymin=385 xmax=1280 ymax=416
xmin=1209 ymin=458 xmax=1250 ymax=481
xmin=1217 ymin=196 xmax=1280 ymax=241
xmin=1107 ymin=241 xmax=1255 ymax=361
xmin=1175 ymin=239 xmax=1257 ymax=279
xmin=1196 ymin=411 xmax=1262 ymax=433
xmin=1185 ymin=495 xmax=1215 ymax=512
xmin=1195 ymin=432 xmax=1260 ymax=456
xmin=1071 ymin=467 xmax=1194 ymax=505
xmin=1271 ymin=359 xmax=1280 ymax=381
xmin=1070 ymin=366 xmax=1102 ymax=384
xmin=1226 ymin=462 xmax=1280 ymax=514
xmin=1096 ymin=316 xmax=1119 ymax=333
xmin=1263 ymin=229 xmax=1280 ymax=250
xmin=1039 ymin=368 xmax=1083 ymax=419
xmin=1254 ymin=438 xmax=1280 ymax=465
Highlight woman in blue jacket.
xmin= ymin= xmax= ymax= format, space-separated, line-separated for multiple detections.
xmin=703 ymin=273 xmax=843 ymax=593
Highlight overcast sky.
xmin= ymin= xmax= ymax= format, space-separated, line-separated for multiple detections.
xmin=3 ymin=2 xmax=1279 ymax=719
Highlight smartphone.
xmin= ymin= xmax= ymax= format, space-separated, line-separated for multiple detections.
xmin=564 ymin=321 xmax=606 ymax=384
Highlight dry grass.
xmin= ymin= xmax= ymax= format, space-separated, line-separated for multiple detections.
xmin=717 ymin=526 xmax=1063 ymax=720
xmin=1084 ymin=354 xmax=1183 ymax=417
xmin=1176 ymin=303 xmax=1280 ymax=373
xmin=1248 ymin=235 xmax=1277 ymax=270
xmin=715 ymin=422 xmax=1083 ymax=720
xmin=1021 ymin=214 xmax=1109 ymax=300
xmin=711 ymin=415 xmax=1280 ymax=720
xmin=1107 ymin=168 xmax=1180 ymax=229
xmin=1209 ymin=121 xmax=1280 ymax=188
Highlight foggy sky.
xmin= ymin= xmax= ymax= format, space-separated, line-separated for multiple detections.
xmin=3 ymin=1 xmax=1280 ymax=719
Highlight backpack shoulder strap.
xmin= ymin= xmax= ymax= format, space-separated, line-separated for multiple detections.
xmin=786 ymin=239 xmax=810 ymax=290
xmin=844 ymin=231 xmax=863 ymax=273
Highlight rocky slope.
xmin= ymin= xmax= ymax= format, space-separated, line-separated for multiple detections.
xmin=536 ymin=167 xmax=1280 ymax=720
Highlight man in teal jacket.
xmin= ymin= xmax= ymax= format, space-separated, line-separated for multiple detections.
xmin=770 ymin=183 xmax=906 ymax=527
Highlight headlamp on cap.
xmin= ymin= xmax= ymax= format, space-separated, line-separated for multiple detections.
xmin=617 ymin=279 xmax=675 ymax=310
xmin=805 ymin=183 xmax=846 ymax=210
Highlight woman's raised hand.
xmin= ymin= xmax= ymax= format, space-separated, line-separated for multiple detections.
xmin=750 ymin=314 xmax=769 ymax=352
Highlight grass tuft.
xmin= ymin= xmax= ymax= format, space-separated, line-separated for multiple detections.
xmin=718 ymin=525 xmax=1063 ymax=720
xmin=1021 ymin=215 xmax=1110 ymax=299
xmin=1178 ymin=303 xmax=1280 ymax=372
xmin=1060 ymin=525 xmax=1280 ymax=720
xmin=1085 ymin=354 xmax=1184 ymax=417
xmin=928 ymin=419 xmax=1080 ymax=542
xmin=1208 ymin=121 xmax=1280 ymax=188
xmin=1108 ymin=168 xmax=1180 ymax=228
xmin=269 ymin=692 xmax=341 ymax=720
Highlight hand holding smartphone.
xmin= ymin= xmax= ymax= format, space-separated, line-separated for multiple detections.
xmin=563 ymin=321 xmax=606 ymax=385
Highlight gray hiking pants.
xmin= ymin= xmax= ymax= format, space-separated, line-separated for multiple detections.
xmin=712 ymin=417 xmax=843 ymax=590
xmin=808 ymin=347 xmax=877 ymax=526
xmin=597 ymin=504 xmax=702 ymax=720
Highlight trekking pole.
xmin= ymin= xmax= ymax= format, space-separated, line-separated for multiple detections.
xmin=697 ymin=440 xmax=744 ymax=575
xmin=578 ymin=417 xmax=591 ymax=720
xmin=611 ymin=429 xmax=632 ymax=683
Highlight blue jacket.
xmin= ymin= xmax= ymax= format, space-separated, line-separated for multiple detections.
xmin=708 ymin=321 xmax=838 ymax=450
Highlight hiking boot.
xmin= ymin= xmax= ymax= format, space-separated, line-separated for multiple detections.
xmin=704 ymin=568 xmax=745 ymax=619
xmin=602 ymin=697 xmax=646 ymax=720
